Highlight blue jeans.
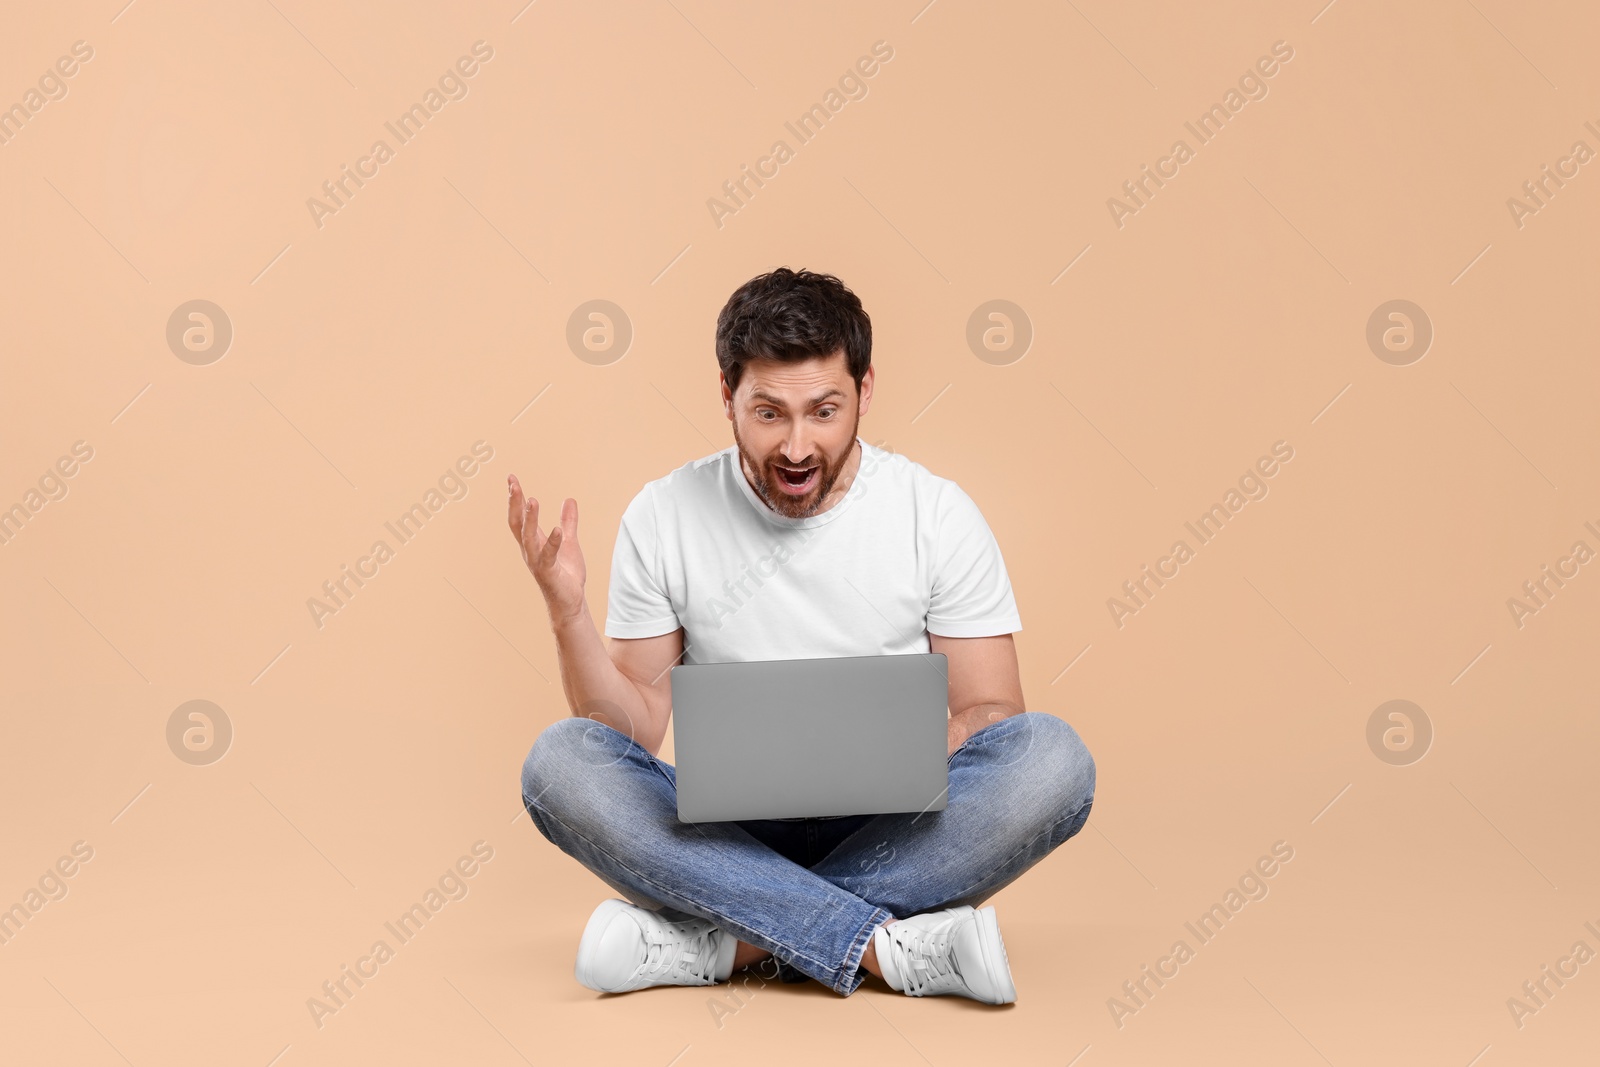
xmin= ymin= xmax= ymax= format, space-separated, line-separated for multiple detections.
xmin=520 ymin=710 xmax=1095 ymax=995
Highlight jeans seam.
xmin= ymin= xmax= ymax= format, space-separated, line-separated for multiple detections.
xmin=523 ymin=789 xmax=852 ymax=983
xmin=840 ymin=905 xmax=896 ymax=995
xmin=936 ymin=794 xmax=1095 ymax=908
xmin=949 ymin=711 xmax=1035 ymax=763
xmin=555 ymin=717 xmax=678 ymax=788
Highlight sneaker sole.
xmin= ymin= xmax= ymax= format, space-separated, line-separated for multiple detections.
xmin=974 ymin=906 xmax=1018 ymax=1004
xmin=575 ymin=898 xmax=635 ymax=992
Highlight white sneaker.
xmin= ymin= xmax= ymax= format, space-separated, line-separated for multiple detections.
xmin=873 ymin=905 xmax=1017 ymax=1004
xmin=574 ymin=898 xmax=737 ymax=993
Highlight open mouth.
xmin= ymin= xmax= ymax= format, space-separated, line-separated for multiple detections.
xmin=773 ymin=463 xmax=820 ymax=494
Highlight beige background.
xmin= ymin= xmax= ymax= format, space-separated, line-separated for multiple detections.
xmin=2 ymin=1 xmax=1597 ymax=1064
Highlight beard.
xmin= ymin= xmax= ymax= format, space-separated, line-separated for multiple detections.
xmin=733 ymin=413 xmax=860 ymax=519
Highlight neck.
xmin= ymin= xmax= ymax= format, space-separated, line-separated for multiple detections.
xmin=821 ymin=438 xmax=863 ymax=511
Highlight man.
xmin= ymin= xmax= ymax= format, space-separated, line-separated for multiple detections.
xmin=510 ymin=268 xmax=1094 ymax=1003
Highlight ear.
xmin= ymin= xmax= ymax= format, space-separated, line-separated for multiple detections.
xmin=720 ymin=373 xmax=735 ymax=419
xmin=856 ymin=365 xmax=875 ymax=417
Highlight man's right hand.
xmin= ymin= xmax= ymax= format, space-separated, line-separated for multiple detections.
xmin=507 ymin=474 xmax=587 ymax=624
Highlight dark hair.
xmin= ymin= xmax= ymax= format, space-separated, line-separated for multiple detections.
xmin=715 ymin=268 xmax=872 ymax=395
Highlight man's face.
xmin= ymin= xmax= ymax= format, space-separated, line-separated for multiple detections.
xmin=723 ymin=350 xmax=873 ymax=520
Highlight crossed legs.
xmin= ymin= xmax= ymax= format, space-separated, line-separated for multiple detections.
xmin=521 ymin=710 xmax=1095 ymax=996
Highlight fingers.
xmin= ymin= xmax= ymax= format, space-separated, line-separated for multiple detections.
xmin=509 ymin=477 xmax=543 ymax=564
xmin=537 ymin=522 xmax=563 ymax=570
xmin=506 ymin=475 xmax=575 ymax=576
xmin=520 ymin=498 xmax=544 ymax=564
xmin=507 ymin=474 xmax=525 ymax=539
xmin=507 ymin=474 xmax=540 ymax=542
xmin=561 ymin=497 xmax=579 ymax=543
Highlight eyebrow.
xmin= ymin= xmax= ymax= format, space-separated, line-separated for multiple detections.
xmin=747 ymin=388 xmax=845 ymax=407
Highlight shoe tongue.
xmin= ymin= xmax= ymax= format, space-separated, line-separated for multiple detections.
xmin=681 ymin=936 xmax=716 ymax=981
xmin=641 ymin=923 xmax=716 ymax=982
xmin=892 ymin=925 xmax=956 ymax=994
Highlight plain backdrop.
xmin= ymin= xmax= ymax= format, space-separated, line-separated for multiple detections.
xmin=1 ymin=1 xmax=1596 ymax=1064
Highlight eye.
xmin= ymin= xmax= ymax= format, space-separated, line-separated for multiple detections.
xmin=818 ymin=407 xmax=836 ymax=419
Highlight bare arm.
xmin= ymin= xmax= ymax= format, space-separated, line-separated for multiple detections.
xmin=602 ymin=627 xmax=685 ymax=756
xmin=507 ymin=473 xmax=683 ymax=755
xmin=551 ymin=602 xmax=683 ymax=756
xmin=929 ymin=632 xmax=1026 ymax=758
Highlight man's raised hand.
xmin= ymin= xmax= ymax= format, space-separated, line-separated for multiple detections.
xmin=507 ymin=474 xmax=587 ymax=624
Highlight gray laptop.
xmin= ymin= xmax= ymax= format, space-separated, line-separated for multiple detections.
xmin=670 ymin=652 xmax=949 ymax=823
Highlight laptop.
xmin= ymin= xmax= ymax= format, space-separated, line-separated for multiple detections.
xmin=670 ymin=652 xmax=950 ymax=823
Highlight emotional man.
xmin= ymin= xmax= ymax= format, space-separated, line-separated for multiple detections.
xmin=510 ymin=267 xmax=1095 ymax=1002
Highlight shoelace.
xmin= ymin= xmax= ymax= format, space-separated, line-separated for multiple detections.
xmin=636 ymin=917 xmax=721 ymax=984
xmin=885 ymin=916 xmax=961 ymax=996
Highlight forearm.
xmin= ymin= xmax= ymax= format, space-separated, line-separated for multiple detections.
xmin=550 ymin=602 xmax=660 ymax=748
xmin=946 ymin=701 xmax=1023 ymax=757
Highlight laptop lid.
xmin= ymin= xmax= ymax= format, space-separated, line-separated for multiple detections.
xmin=670 ymin=652 xmax=950 ymax=823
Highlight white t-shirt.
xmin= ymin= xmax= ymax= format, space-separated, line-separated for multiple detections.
xmin=603 ymin=437 xmax=1022 ymax=664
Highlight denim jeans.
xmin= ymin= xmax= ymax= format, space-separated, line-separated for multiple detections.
xmin=520 ymin=710 xmax=1095 ymax=995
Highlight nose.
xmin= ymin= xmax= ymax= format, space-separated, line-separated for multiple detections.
xmin=782 ymin=423 xmax=814 ymax=465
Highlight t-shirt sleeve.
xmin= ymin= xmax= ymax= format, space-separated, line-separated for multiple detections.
xmin=926 ymin=481 xmax=1023 ymax=638
xmin=603 ymin=483 xmax=681 ymax=639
